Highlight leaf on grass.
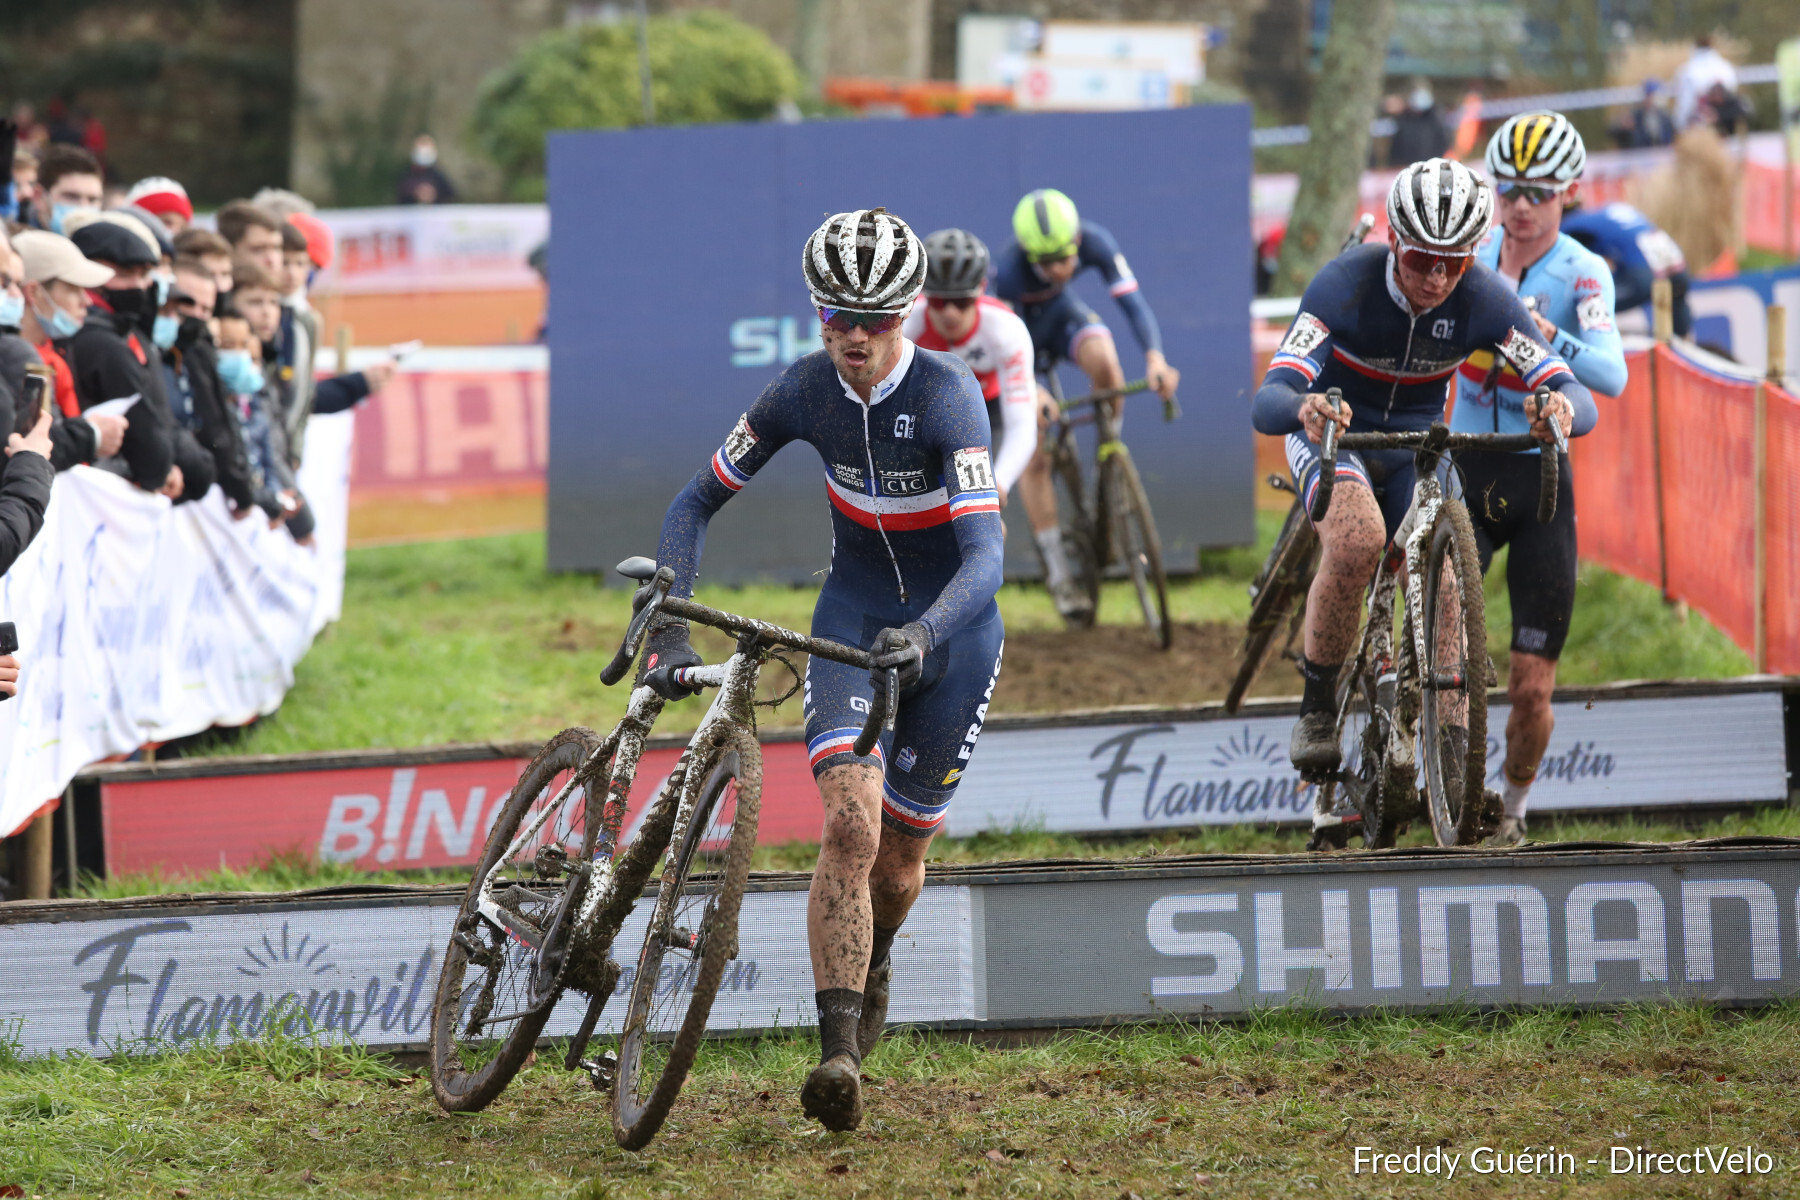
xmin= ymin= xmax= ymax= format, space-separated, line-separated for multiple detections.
xmin=1179 ymin=1054 xmax=1204 ymax=1067
xmin=1194 ymin=1174 xmax=1213 ymax=1186
xmin=1060 ymin=1159 xmax=1082 ymax=1174
xmin=826 ymin=1163 xmax=849 ymax=1175
xmin=1428 ymin=1046 xmax=1446 ymax=1059
xmin=302 ymin=1170 xmax=319 ymax=1186
xmin=175 ymin=1190 xmax=192 ymax=1198
xmin=1 ymin=1188 xmax=24 ymax=1199
xmin=983 ymin=1149 xmax=1008 ymax=1164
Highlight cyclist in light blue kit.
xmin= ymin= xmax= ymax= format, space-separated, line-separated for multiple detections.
xmin=644 ymin=209 xmax=1004 ymax=1132
xmin=1454 ymin=113 xmax=1624 ymax=845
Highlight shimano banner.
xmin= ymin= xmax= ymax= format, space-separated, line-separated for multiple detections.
xmin=545 ymin=106 xmax=1254 ymax=578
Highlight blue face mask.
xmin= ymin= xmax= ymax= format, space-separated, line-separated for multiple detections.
xmin=34 ymin=295 xmax=82 ymax=340
xmin=152 ymin=313 xmax=180 ymax=350
xmin=217 ymin=348 xmax=263 ymax=394
xmin=0 ymin=291 xmax=23 ymax=330
xmin=49 ymin=202 xmax=97 ymax=235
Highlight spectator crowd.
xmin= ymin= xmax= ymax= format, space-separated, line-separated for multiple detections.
xmin=0 ymin=127 xmax=395 ymax=702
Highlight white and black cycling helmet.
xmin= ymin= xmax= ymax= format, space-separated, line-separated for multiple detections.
xmin=1485 ymin=111 xmax=1586 ymax=187
xmin=921 ymin=228 xmax=990 ymax=298
xmin=1386 ymin=157 xmax=1493 ymax=251
xmin=803 ymin=207 xmax=926 ymax=314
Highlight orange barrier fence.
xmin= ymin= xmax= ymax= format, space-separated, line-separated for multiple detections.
xmin=1569 ymin=349 xmax=1661 ymax=586
xmin=1765 ymin=382 xmax=1800 ymax=673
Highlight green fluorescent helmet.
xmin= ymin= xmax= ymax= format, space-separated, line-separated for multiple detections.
xmin=1012 ymin=188 xmax=1080 ymax=261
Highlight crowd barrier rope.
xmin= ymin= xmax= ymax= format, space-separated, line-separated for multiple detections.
xmin=0 ymin=413 xmax=355 ymax=840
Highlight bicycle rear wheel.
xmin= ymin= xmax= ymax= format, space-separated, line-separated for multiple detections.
xmin=1310 ymin=665 xmax=1383 ymax=849
xmin=1104 ymin=449 xmax=1172 ymax=650
xmin=1419 ymin=500 xmax=1491 ymax=846
xmin=612 ymin=725 xmax=762 ymax=1151
xmin=431 ymin=726 xmax=603 ymax=1113
xmin=1227 ymin=501 xmax=1318 ymax=712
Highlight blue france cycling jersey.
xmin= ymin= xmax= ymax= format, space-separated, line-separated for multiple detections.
xmin=1450 ymin=230 xmax=1625 ymax=447
xmin=992 ymin=220 xmax=1163 ymax=356
xmin=1252 ymin=243 xmax=1595 ymax=437
xmin=655 ymin=339 xmax=1005 ymax=651
xmin=1559 ymin=202 xmax=1689 ymax=315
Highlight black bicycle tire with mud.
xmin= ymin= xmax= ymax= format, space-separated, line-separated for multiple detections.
xmin=1421 ymin=498 xmax=1489 ymax=845
xmin=612 ymin=724 xmax=763 ymax=1151
xmin=431 ymin=726 xmax=602 ymax=1113
xmin=1106 ymin=449 xmax=1172 ymax=650
xmin=1228 ymin=501 xmax=1317 ymax=712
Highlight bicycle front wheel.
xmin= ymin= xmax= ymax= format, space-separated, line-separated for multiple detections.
xmin=431 ymin=726 xmax=604 ymax=1113
xmin=1104 ymin=449 xmax=1172 ymax=650
xmin=612 ymin=725 xmax=762 ymax=1151
xmin=1419 ymin=499 xmax=1491 ymax=846
xmin=1228 ymin=501 xmax=1317 ymax=712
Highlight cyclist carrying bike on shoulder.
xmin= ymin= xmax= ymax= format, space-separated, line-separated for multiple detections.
xmin=644 ymin=208 xmax=1005 ymax=1133
xmin=1251 ymin=159 xmax=1594 ymax=829
xmin=1455 ymin=113 xmax=1624 ymax=845
xmin=903 ymin=229 xmax=1039 ymax=515
xmin=993 ymin=188 xmax=1179 ymax=624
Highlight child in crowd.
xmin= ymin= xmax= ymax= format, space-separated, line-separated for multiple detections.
xmin=219 ymin=261 xmax=311 ymax=543
xmin=173 ymin=227 xmax=234 ymax=301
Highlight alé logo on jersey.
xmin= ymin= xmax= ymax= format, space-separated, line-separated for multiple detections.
xmin=730 ymin=315 xmax=822 ymax=367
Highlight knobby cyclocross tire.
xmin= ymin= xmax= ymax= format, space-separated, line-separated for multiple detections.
xmin=1227 ymin=501 xmax=1318 ymax=712
xmin=431 ymin=726 xmax=603 ymax=1113
xmin=612 ymin=725 xmax=762 ymax=1151
xmin=1050 ymin=434 xmax=1101 ymax=624
xmin=1103 ymin=448 xmax=1172 ymax=650
xmin=1317 ymin=664 xmax=1388 ymax=849
xmin=1419 ymin=499 xmax=1490 ymax=846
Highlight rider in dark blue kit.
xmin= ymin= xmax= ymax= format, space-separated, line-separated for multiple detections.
xmin=645 ymin=209 xmax=1003 ymax=1134
xmin=1252 ymin=159 xmax=1593 ymax=798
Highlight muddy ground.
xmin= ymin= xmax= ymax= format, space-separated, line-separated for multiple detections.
xmin=989 ymin=621 xmax=1299 ymax=713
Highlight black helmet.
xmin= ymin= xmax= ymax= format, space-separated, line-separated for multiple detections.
xmin=922 ymin=228 xmax=989 ymax=298
xmin=802 ymin=207 xmax=925 ymax=314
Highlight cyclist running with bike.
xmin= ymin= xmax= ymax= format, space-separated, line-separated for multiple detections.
xmin=1454 ymin=113 xmax=1625 ymax=845
xmin=993 ymin=188 xmax=1179 ymax=623
xmin=1251 ymin=160 xmax=1594 ymax=831
xmin=644 ymin=208 xmax=1005 ymax=1133
xmin=902 ymin=229 xmax=1039 ymax=519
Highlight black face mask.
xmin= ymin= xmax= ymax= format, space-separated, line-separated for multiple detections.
xmin=101 ymin=285 xmax=156 ymax=339
xmin=176 ymin=315 xmax=209 ymax=350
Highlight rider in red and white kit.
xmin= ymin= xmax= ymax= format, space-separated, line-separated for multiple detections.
xmin=902 ymin=229 xmax=1039 ymax=509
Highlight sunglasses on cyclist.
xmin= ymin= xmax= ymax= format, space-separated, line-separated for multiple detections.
xmin=926 ymin=296 xmax=977 ymax=312
xmin=1395 ymin=242 xmax=1477 ymax=281
xmin=817 ymin=306 xmax=905 ymax=335
xmin=1496 ymin=182 xmax=1569 ymax=206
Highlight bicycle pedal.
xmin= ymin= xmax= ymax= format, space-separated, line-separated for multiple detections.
xmin=581 ymin=1050 xmax=618 ymax=1092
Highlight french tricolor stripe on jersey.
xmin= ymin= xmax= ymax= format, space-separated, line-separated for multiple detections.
xmin=823 ymin=474 xmax=952 ymax=531
xmin=1109 ymin=278 xmax=1140 ymax=297
xmin=808 ymin=727 xmax=884 ymax=770
xmin=1270 ymin=352 xmax=1321 ymax=383
xmin=711 ymin=448 xmax=751 ymax=491
xmin=1521 ymin=354 xmax=1568 ymax=390
xmin=1332 ymin=345 xmax=1459 ymax=384
xmin=1304 ymin=461 xmax=1372 ymax=516
xmin=948 ymin=489 xmax=1000 ymax=518
xmin=882 ymin=780 xmax=952 ymax=834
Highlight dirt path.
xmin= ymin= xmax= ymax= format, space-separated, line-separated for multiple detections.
xmin=990 ymin=621 xmax=1298 ymax=713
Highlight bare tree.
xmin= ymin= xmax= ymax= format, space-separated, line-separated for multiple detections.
xmin=1270 ymin=0 xmax=1396 ymax=298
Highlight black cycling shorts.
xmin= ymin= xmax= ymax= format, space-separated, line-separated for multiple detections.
xmin=1455 ymin=448 xmax=1576 ymax=660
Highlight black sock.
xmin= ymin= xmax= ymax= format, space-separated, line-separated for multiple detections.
xmin=816 ymin=988 xmax=863 ymax=1065
xmin=1297 ymin=655 xmax=1340 ymax=717
xmin=869 ymin=922 xmax=901 ymax=972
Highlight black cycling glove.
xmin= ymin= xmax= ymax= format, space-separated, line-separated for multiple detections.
xmin=639 ymin=620 xmax=704 ymax=700
xmin=869 ymin=623 xmax=930 ymax=692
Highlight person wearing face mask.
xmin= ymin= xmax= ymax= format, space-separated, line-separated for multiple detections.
xmin=29 ymin=144 xmax=103 ymax=235
xmin=160 ymin=256 xmax=256 ymax=517
xmin=396 ymin=134 xmax=457 ymax=205
xmin=1387 ymin=81 xmax=1451 ymax=166
xmin=9 ymin=230 xmax=128 ymax=470
xmin=61 ymin=213 xmax=186 ymax=499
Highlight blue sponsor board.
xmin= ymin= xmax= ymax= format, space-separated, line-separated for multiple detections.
xmin=546 ymin=106 xmax=1254 ymax=578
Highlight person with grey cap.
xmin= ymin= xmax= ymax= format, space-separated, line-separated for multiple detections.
xmin=62 ymin=211 xmax=183 ymax=497
xmin=9 ymin=229 xmax=128 ymax=470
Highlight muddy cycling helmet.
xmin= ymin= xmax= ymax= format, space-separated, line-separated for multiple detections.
xmin=921 ymin=228 xmax=990 ymax=298
xmin=1386 ymin=158 xmax=1492 ymax=251
xmin=1012 ymin=188 xmax=1081 ymax=261
xmin=803 ymin=207 xmax=926 ymax=314
xmin=1486 ymin=111 xmax=1586 ymax=187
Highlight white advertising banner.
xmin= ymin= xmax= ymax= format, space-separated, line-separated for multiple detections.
xmin=0 ymin=412 xmax=354 ymax=838
xmin=0 ymin=886 xmax=978 ymax=1056
xmin=947 ymin=691 xmax=1789 ymax=836
xmin=309 ymin=205 xmax=548 ymax=296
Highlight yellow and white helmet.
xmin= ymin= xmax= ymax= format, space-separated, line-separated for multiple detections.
xmin=1486 ymin=111 xmax=1586 ymax=187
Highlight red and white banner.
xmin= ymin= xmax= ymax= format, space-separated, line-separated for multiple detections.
xmin=101 ymin=740 xmax=824 ymax=877
xmin=309 ymin=205 xmax=547 ymax=296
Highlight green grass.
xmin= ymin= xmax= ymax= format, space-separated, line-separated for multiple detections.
xmin=4 ymin=1005 xmax=1797 ymax=1197
xmin=193 ymin=515 xmax=1751 ymax=759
